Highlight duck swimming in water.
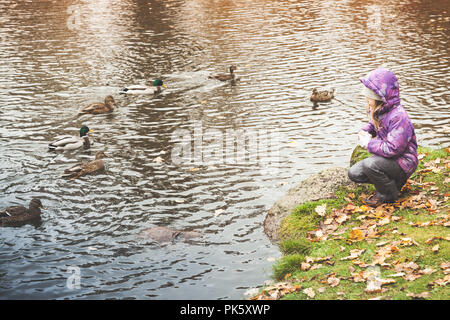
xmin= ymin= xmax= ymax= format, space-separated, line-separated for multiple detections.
xmin=209 ymin=65 xmax=237 ymax=81
xmin=48 ymin=126 xmax=93 ymax=151
xmin=119 ymin=79 xmax=166 ymax=95
xmin=310 ymin=88 xmax=335 ymax=102
xmin=62 ymin=150 xmax=106 ymax=180
xmin=1 ymin=198 xmax=45 ymax=227
xmin=78 ymin=96 xmax=116 ymax=115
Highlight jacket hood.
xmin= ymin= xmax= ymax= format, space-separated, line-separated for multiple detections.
xmin=360 ymin=68 xmax=401 ymax=114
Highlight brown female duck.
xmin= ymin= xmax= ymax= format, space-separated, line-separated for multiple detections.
xmin=310 ymin=88 xmax=335 ymax=102
xmin=62 ymin=151 xmax=106 ymax=180
xmin=78 ymin=96 xmax=116 ymax=115
xmin=209 ymin=65 xmax=237 ymax=81
xmin=1 ymin=198 xmax=45 ymax=227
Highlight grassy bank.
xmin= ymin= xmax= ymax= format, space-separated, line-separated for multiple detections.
xmin=251 ymin=147 xmax=449 ymax=300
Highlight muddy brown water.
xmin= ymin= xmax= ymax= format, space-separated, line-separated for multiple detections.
xmin=0 ymin=0 xmax=448 ymax=299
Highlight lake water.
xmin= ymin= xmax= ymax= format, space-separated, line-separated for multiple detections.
xmin=0 ymin=0 xmax=448 ymax=299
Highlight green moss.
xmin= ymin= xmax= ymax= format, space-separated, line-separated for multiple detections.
xmin=273 ymin=254 xmax=305 ymax=280
xmin=350 ymin=145 xmax=371 ymax=166
xmin=279 ymin=238 xmax=312 ymax=255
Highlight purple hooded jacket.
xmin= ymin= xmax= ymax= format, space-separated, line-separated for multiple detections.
xmin=360 ymin=68 xmax=418 ymax=178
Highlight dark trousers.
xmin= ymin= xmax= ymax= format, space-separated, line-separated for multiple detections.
xmin=348 ymin=155 xmax=407 ymax=202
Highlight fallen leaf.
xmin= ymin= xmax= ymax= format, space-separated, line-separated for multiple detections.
xmin=388 ymin=272 xmax=406 ymax=277
xmin=365 ymin=277 xmax=395 ymax=293
xmin=310 ymin=264 xmax=323 ymax=270
xmin=419 ymin=268 xmax=435 ymax=275
xmin=400 ymin=238 xmax=418 ymax=247
xmin=430 ymin=275 xmax=450 ymax=287
xmin=431 ymin=244 xmax=439 ymax=252
xmin=349 ymin=229 xmax=364 ymax=241
xmin=440 ymin=262 xmax=450 ymax=274
xmin=407 ymin=292 xmax=430 ymax=299
xmin=327 ymin=274 xmax=340 ymax=287
xmin=425 ymin=236 xmax=449 ymax=244
xmin=315 ymin=203 xmax=327 ymax=217
xmin=341 ymin=249 xmax=365 ymax=261
xmin=249 ymin=282 xmax=302 ymax=300
xmin=301 ymin=262 xmax=311 ymax=271
xmin=365 ymin=279 xmax=382 ymax=293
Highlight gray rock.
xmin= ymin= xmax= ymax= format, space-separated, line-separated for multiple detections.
xmin=138 ymin=226 xmax=202 ymax=243
xmin=263 ymin=167 xmax=358 ymax=243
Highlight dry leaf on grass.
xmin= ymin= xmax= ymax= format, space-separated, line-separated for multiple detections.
xmin=430 ymin=275 xmax=450 ymax=287
xmin=315 ymin=203 xmax=327 ymax=217
xmin=249 ymin=282 xmax=302 ymax=300
xmin=425 ymin=236 xmax=450 ymax=244
xmin=327 ymin=274 xmax=340 ymax=287
xmin=400 ymin=238 xmax=418 ymax=247
xmin=348 ymin=229 xmax=364 ymax=241
xmin=303 ymin=287 xmax=315 ymax=299
xmin=407 ymin=292 xmax=430 ymax=299
xmin=365 ymin=277 xmax=396 ymax=293
xmin=341 ymin=249 xmax=365 ymax=261
xmin=439 ymin=262 xmax=450 ymax=274
xmin=301 ymin=262 xmax=311 ymax=271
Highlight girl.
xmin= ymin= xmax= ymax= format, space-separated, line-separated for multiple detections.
xmin=348 ymin=68 xmax=418 ymax=207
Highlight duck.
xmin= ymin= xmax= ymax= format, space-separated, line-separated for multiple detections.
xmin=78 ymin=96 xmax=116 ymax=115
xmin=48 ymin=126 xmax=93 ymax=151
xmin=209 ymin=65 xmax=237 ymax=81
xmin=62 ymin=150 xmax=106 ymax=180
xmin=119 ymin=79 xmax=166 ymax=95
xmin=1 ymin=198 xmax=45 ymax=227
xmin=310 ymin=88 xmax=335 ymax=102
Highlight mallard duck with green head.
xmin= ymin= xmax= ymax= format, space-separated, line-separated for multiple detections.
xmin=209 ymin=65 xmax=237 ymax=81
xmin=48 ymin=126 xmax=93 ymax=151
xmin=119 ymin=79 xmax=166 ymax=95
xmin=78 ymin=96 xmax=116 ymax=115
xmin=62 ymin=150 xmax=106 ymax=180
xmin=1 ymin=198 xmax=45 ymax=227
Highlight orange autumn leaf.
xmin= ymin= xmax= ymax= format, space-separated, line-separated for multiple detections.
xmin=349 ymin=229 xmax=364 ymax=241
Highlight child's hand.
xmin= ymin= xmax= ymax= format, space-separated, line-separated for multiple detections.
xmin=358 ymin=130 xmax=372 ymax=148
